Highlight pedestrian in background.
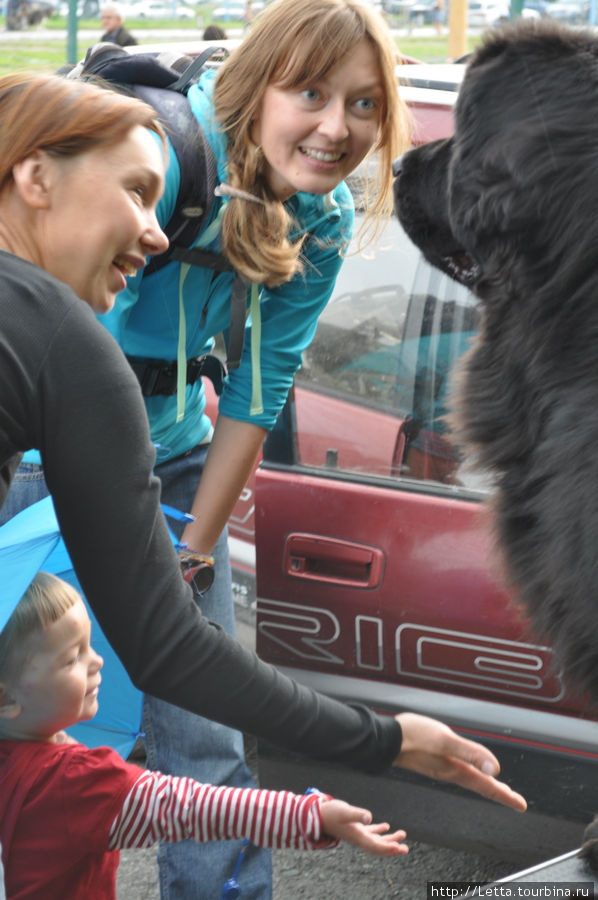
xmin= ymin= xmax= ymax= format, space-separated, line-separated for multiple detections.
xmin=202 ymin=23 xmax=227 ymax=39
xmin=432 ymin=0 xmax=445 ymax=35
xmin=100 ymin=3 xmax=137 ymax=47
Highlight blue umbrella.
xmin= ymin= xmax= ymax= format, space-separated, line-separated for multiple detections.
xmin=0 ymin=496 xmax=181 ymax=758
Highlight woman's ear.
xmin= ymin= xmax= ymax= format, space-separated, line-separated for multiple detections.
xmin=0 ymin=682 xmax=22 ymax=720
xmin=11 ymin=150 xmax=54 ymax=210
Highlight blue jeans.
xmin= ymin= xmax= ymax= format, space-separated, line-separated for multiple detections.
xmin=144 ymin=444 xmax=272 ymax=900
xmin=0 ymin=463 xmax=48 ymax=526
xmin=1 ymin=453 xmax=272 ymax=900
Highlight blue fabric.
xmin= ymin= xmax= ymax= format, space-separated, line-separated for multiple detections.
xmin=100 ymin=69 xmax=354 ymax=461
xmin=20 ymin=450 xmax=41 ymax=466
xmin=0 ymin=496 xmax=143 ymax=759
xmin=143 ymin=445 xmax=272 ymax=900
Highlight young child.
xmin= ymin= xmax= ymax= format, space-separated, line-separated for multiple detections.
xmin=0 ymin=572 xmax=408 ymax=900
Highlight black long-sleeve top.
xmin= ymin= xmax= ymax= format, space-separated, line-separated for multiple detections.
xmin=0 ymin=252 xmax=402 ymax=773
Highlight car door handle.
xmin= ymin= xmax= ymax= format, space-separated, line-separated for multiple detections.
xmin=284 ymin=533 xmax=384 ymax=588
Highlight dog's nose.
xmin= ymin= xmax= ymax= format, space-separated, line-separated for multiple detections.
xmin=392 ymin=156 xmax=403 ymax=178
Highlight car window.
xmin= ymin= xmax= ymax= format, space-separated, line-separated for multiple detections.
xmin=293 ymin=214 xmax=492 ymax=493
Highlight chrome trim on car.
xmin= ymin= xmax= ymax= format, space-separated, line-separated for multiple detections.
xmin=229 ymin=535 xmax=256 ymax=572
xmin=273 ymin=665 xmax=598 ymax=755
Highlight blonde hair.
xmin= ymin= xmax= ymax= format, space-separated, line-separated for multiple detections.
xmin=0 ymin=71 xmax=165 ymax=196
xmin=213 ymin=0 xmax=411 ymax=287
xmin=0 ymin=572 xmax=79 ymax=683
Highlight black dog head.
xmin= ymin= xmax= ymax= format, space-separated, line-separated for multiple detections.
xmin=395 ymin=21 xmax=598 ymax=705
xmin=394 ymin=139 xmax=481 ymax=286
xmin=397 ymin=20 xmax=598 ymax=302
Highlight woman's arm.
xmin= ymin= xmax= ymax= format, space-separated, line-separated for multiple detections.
xmin=181 ymin=415 xmax=266 ymax=553
xmin=13 ymin=275 xmax=525 ymax=806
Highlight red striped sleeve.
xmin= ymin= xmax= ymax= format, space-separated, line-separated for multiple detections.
xmin=108 ymin=773 xmax=338 ymax=851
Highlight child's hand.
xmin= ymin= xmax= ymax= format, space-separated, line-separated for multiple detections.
xmin=319 ymin=798 xmax=409 ymax=857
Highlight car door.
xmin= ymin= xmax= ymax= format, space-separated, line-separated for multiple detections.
xmin=254 ymin=207 xmax=595 ymax=745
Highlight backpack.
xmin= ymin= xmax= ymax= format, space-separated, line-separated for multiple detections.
xmin=68 ymin=43 xmax=247 ymax=386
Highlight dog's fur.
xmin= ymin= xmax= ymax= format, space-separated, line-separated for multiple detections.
xmin=395 ymin=20 xmax=598 ymax=705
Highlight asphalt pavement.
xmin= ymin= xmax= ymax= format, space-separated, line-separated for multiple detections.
xmin=115 ymin=835 xmax=517 ymax=899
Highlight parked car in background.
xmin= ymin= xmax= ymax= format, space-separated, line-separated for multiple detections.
xmin=383 ymin=0 xmax=415 ymax=13
xmin=544 ymin=0 xmax=589 ymax=21
xmin=131 ymin=0 xmax=195 ymax=17
xmin=467 ymin=0 xmax=509 ymax=26
xmin=58 ymin=0 xmax=101 ymax=16
xmin=523 ymin=0 xmax=550 ymax=14
xmin=5 ymin=0 xmax=56 ymax=27
xmin=407 ymin=0 xmax=442 ymax=25
xmin=211 ymin=0 xmax=264 ymax=18
xmin=123 ymin=44 xmax=598 ymax=864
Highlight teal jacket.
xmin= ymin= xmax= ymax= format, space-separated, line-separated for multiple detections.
xmin=101 ymin=69 xmax=355 ymax=462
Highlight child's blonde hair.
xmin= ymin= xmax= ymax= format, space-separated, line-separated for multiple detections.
xmin=213 ymin=0 xmax=411 ymax=287
xmin=0 ymin=573 xmax=79 ymax=683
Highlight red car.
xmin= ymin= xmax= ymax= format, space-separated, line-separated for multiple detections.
xmin=200 ymin=62 xmax=598 ymax=864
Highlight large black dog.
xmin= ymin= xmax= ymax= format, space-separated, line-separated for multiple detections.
xmin=395 ymin=21 xmax=598 ymax=707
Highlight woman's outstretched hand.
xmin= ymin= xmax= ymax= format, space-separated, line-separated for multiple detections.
xmin=394 ymin=713 xmax=527 ymax=812
xmin=319 ymin=798 xmax=409 ymax=856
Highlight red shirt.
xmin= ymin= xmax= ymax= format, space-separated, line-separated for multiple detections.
xmin=0 ymin=739 xmax=333 ymax=899
xmin=0 ymin=741 xmax=139 ymax=900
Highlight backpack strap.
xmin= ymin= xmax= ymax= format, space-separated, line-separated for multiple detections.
xmin=135 ymin=84 xmax=219 ymax=276
xmin=169 ymin=46 xmax=225 ymax=92
xmin=171 ymin=247 xmax=247 ymax=370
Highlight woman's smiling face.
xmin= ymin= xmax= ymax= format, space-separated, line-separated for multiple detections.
xmin=39 ymin=124 xmax=168 ymax=313
xmin=253 ymin=38 xmax=383 ymax=201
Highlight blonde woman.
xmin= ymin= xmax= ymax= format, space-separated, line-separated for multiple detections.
xmin=99 ymin=2 xmax=410 ymax=895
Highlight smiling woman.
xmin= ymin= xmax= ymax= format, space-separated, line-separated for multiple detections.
xmin=250 ymin=38 xmax=383 ymax=202
xmin=0 ymin=73 xmax=167 ymax=312
xmin=24 ymin=130 xmax=166 ymax=312
xmin=97 ymin=6 xmax=413 ymax=892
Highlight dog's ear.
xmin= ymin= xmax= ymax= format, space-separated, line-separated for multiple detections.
xmin=449 ymin=21 xmax=598 ymax=287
